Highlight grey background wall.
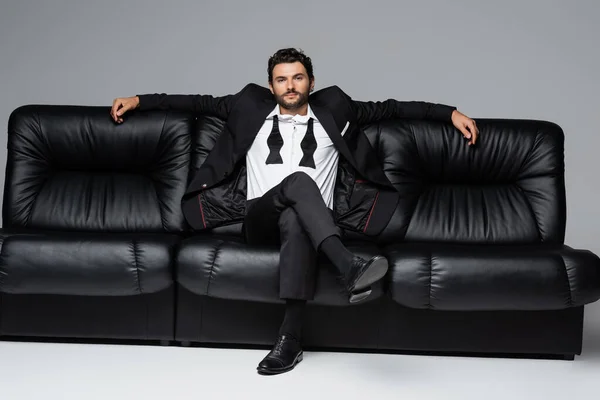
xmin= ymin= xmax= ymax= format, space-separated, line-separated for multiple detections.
xmin=1 ymin=1 xmax=600 ymax=345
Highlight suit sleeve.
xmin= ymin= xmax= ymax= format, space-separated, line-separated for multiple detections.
xmin=350 ymin=98 xmax=457 ymax=125
xmin=136 ymin=92 xmax=238 ymax=120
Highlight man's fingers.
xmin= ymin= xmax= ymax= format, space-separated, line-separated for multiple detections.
xmin=116 ymin=103 xmax=130 ymax=116
xmin=469 ymin=121 xmax=478 ymax=144
xmin=111 ymin=99 xmax=123 ymax=121
xmin=455 ymin=116 xmax=478 ymax=146
xmin=461 ymin=126 xmax=471 ymax=139
xmin=110 ymin=98 xmax=135 ymax=122
xmin=460 ymin=126 xmax=475 ymax=146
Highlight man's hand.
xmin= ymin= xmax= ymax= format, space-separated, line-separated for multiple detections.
xmin=451 ymin=110 xmax=478 ymax=146
xmin=110 ymin=96 xmax=140 ymax=123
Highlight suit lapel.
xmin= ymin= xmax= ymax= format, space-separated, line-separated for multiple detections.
xmin=311 ymin=94 xmax=393 ymax=188
xmin=232 ymin=97 xmax=276 ymax=156
xmin=310 ymin=102 xmax=358 ymax=171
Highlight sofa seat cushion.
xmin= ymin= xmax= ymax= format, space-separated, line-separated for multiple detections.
xmin=177 ymin=237 xmax=384 ymax=306
xmin=0 ymin=230 xmax=179 ymax=296
xmin=384 ymin=242 xmax=600 ymax=310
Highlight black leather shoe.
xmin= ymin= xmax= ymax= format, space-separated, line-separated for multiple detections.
xmin=345 ymin=255 xmax=389 ymax=303
xmin=257 ymin=334 xmax=303 ymax=375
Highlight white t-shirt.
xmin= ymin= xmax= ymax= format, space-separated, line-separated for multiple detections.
xmin=246 ymin=104 xmax=344 ymax=209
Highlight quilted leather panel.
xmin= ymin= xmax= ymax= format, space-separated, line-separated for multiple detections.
xmin=176 ymin=237 xmax=384 ymax=306
xmin=0 ymin=230 xmax=179 ymax=296
xmin=362 ymin=118 xmax=566 ymax=244
xmin=384 ymin=242 xmax=600 ymax=310
xmin=4 ymin=105 xmax=192 ymax=232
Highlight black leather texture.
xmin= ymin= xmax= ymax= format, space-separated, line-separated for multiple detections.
xmin=0 ymin=230 xmax=178 ymax=296
xmin=1 ymin=104 xmax=598 ymax=359
xmin=361 ymin=118 xmax=566 ymax=244
xmin=4 ymin=105 xmax=192 ymax=233
xmin=384 ymin=242 xmax=600 ymax=310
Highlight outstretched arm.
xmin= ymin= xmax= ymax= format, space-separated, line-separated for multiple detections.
xmin=351 ymin=98 xmax=478 ymax=146
xmin=137 ymin=93 xmax=236 ymax=119
xmin=351 ymin=99 xmax=456 ymax=125
xmin=110 ymin=92 xmax=239 ymax=123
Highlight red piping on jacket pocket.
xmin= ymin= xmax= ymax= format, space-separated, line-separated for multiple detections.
xmin=363 ymin=192 xmax=380 ymax=233
xmin=198 ymin=193 xmax=207 ymax=229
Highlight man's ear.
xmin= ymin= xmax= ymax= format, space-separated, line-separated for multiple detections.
xmin=310 ymin=78 xmax=315 ymax=92
xmin=268 ymin=81 xmax=274 ymax=95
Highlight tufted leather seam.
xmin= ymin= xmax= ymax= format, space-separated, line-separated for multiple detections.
xmin=560 ymin=254 xmax=574 ymax=307
xmin=205 ymin=241 xmax=224 ymax=296
xmin=151 ymin=180 xmax=166 ymax=232
xmin=406 ymin=123 xmax=428 ymax=240
xmin=513 ymin=183 xmax=543 ymax=242
xmin=480 ymin=190 xmax=489 ymax=239
xmin=154 ymin=113 xmax=169 ymax=161
xmin=408 ymin=123 xmax=424 ymax=177
xmin=25 ymin=111 xmax=51 ymax=228
xmin=515 ymin=129 xmax=543 ymax=241
xmin=517 ymin=129 xmax=540 ymax=180
xmin=151 ymin=114 xmax=169 ymax=231
xmin=132 ymin=239 xmax=143 ymax=295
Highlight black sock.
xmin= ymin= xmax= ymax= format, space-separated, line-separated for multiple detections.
xmin=320 ymin=235 xmax=356 ymax=276
xmin=278 ymin=299 xmax=306 ymax=340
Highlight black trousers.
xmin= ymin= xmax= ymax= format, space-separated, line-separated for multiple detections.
xmin=242 ymin=172 xmax=341 ymax=300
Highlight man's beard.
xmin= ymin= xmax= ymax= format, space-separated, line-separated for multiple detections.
xmin=275 ymin=90 xmax=309 ymax=111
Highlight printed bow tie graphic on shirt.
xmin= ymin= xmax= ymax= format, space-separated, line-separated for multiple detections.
xmin=266 ymin=115 xmax=317 ymax=169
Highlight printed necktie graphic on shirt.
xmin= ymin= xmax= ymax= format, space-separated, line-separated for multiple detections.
xmin=266 ymin=115 xmax=317 ymax=169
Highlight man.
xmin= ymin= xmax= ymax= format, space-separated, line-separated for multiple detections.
xmin=110 ymin=48 xmax=478 ymax=375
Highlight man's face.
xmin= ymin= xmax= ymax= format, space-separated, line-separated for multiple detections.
xmin=269 ymin=61 xmax=314 ymax=111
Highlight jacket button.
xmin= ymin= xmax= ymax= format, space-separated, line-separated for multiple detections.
xmin=202 ymin=184 xmax=207 ymax=188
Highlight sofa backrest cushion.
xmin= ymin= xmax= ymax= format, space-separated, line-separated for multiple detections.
xmin=3 ymin=105 xmax=192 ymax=232
xmin=362 ymin=118 xmax=566 ymax=244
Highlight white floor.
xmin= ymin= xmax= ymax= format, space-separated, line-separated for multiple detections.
xmin=2 ymin=304 xmax=600 ymax=400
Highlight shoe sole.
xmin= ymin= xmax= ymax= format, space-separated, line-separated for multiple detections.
xmin=256 ymin=352 xmax=304 ymax=375
xmin=349 ymin=288 xmax=372 ymax=304
xmin=351 ymin=256 xmax=388 ymax=292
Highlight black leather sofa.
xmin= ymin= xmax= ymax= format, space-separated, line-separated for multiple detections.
xmin=1 ymin=104 xmax=599 ymax=360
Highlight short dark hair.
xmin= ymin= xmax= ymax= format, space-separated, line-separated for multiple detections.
xmin=268 ymin=48 xmax=314 ymax=83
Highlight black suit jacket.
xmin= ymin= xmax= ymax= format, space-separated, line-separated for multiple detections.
xmin=138 ymin=83 xmax=456 ymax=234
